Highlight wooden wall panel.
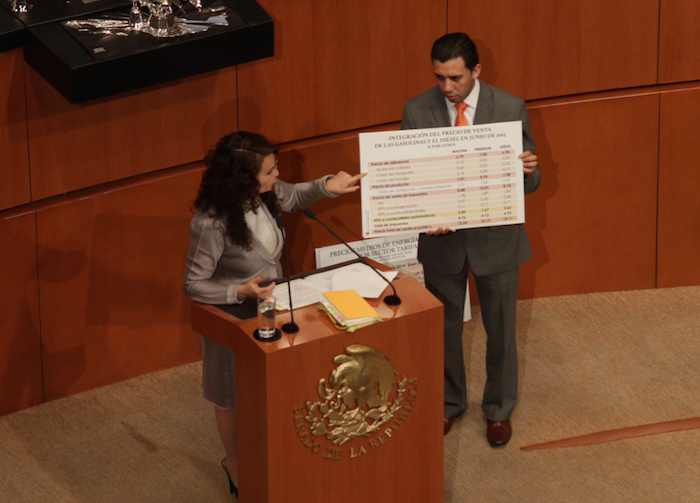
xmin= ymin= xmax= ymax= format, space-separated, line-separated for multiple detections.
xmin=36 ymin=168 xmax=204 ymax=400
xmin=0 ymin=212 xmax=42 ymax=416
xmin=0 ymin=49 xmax=31 ymax=211
xmin=518 ymin=93 xmax=659 ymax=298
xmin=657 ymin=87 xmax=700 ymax=287
xmin=448 ymin=0 xmax=659 ymax=100
xmin=659 ymin=1 xmax=700 ymax=84
xmin=237 ymin=0 xmax=445 ymax=144
xmin=25 ymin=66 xmax=237 ymax=201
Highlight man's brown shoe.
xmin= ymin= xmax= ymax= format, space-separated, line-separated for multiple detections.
xmin=444 ymin=415 xmax=456 ymax=435
xmin=486 ymin=419 xmax=512 ymax=447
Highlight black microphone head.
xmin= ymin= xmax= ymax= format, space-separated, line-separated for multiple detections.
xmin=302 ymin=207 xmax=317 ymax=219
xmin=275 ymin=215 xmax=284 ymax=230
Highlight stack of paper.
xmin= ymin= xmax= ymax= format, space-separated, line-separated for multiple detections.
xmin=319 ymin=289 xmax=380 ymax=329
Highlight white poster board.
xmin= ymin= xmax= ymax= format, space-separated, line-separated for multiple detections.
xmin=359 ymin=121 xmax=524 ymax=238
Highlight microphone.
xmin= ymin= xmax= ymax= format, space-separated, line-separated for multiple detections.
xmin=276 ymin=215 xmax=299 ymax=334
xmin=302 ymin=207 xmax=401 ymax=306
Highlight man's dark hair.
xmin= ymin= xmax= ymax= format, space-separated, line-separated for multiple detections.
xmin=431 ymin=33 xmax=479 ymax=70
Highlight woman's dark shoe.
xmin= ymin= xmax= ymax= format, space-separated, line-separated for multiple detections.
xmin=221 ymin=458 xmax=238 ymax=498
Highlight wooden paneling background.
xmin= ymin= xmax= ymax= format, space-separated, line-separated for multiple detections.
xmin=657 ymin=86 xmax=700 ymax=287
xmin=36 ymin=168 xmax=204 ymax=399
xmin=1 ymin=0 xmax=699 ymax=414
xmin=659 ymin=0 xmax=700 ymax=84
xmin=448 ymin=0 xmax=660 ymax=100
xmin=25 ymin=66 xmax=237 ymax=200
xmin=521 ymin=92 xmax=659 ymax=299
xmin=237 ymin=0 xmax=445 ymax=142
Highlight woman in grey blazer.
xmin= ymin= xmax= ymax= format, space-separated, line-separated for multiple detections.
xmin=183 ymin=131 xmax=363 ymax=496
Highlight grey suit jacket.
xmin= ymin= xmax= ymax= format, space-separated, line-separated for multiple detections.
xmin=401 ymin=82 xmax=540 ymax=276
xmin=183 ymin=177 xmax=335 ymax=304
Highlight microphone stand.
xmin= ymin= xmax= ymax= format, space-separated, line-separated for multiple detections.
xmin=276 ymin=215 xmax=299 ymax=333
xmin=302 ymin=207 xmax=401 ymax=306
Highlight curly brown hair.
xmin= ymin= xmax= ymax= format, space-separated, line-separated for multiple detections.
xmin=194 ymin=131 xmax=280 ymax=248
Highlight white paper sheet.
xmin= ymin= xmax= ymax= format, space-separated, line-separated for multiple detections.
xmin=359 ymin=121 xmax=524 ymax=238
xmin=273 ymin=262 xmax=397 ymax=311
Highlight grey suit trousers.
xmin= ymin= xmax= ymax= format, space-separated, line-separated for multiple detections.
xmin=423 ymin=251 xmax=519 ymax=421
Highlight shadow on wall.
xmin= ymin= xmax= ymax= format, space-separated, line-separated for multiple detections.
xmin=0 ymin=223 xmax=42 ymax=416
xmin=473 ymin=39 xmax=500 ymax=91
xmin=36 ymin=244 xmax=91 ymax=399
xmin=279 ymin=149 xmax=318 ymax=274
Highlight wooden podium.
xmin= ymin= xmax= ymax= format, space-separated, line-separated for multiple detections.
xmin=191 ymin=265 xmax=444 ymax=502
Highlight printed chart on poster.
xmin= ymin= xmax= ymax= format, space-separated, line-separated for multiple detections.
xmin=359 ymin=121 xmax=524 ymax=238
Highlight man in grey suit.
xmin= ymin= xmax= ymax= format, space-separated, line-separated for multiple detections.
xmin=401 ymin=33 xmax=540 ymax=446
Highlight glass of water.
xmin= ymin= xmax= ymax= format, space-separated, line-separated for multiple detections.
xmin=257 ymin=296 xmax=276 ymax=339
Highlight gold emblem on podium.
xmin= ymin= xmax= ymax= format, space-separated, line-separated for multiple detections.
xmin=303 ymin=344 xmax=408 ymax=446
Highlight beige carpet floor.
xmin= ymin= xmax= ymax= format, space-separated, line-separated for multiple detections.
xmin=1 ymin=286 xmax=699 ymax=502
